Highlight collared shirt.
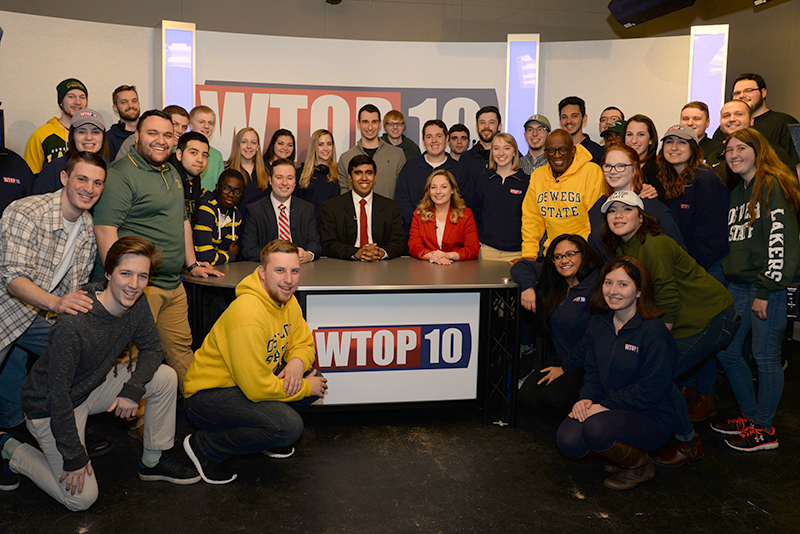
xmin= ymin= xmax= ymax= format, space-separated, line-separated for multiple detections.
xmin=351 ymin=190 xmax=374 ymax=247
xmin=0 ymin=190 xmax=96 ymax=350
xmin=520 ymin=152 xmax=547 ymax=176
xmin=270 ymin=194 xmax=293 ymax=229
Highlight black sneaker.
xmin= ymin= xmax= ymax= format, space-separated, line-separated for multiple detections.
xmin=138 ymin=453 xmax=201 ymax=485
xmin=183 ymin=434 xmax=237 ymax=485
xmin=0 ymin=459 xmax=19 ymax=491
xmin=710 ymin=414 xmax=755 ymax=435
xmin=725 ymin=424 xmax=779 ymax=452
xmin=263 ymin=446 xmax=295 ymax=459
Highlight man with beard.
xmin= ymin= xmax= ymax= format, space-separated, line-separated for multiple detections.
xmin=107 ymin=85 xmax=141 ymax=159
xmin=395 ymin=119 xmax=473 ymax=236
xmin=337 ymin=104 xmax=406 ymax=199
xmin=558 ymin=96 xmax=604 ymax=164
xmin=460 ymin=106 xmax=502 ymax=183
xmin=93 ymin=110 xmax=223 ymax=388
xmin=520 ymin=129 xmax=604 ymax=260
xmin=170 ymin=131 xmax=210 ymax=222
xmin=24 ymin=78 xmax=88 ymax=174
xmin=731 ymin=73 xmax=799 ymax=168
xmin=520 ymin=114 xmax=551 ymax=175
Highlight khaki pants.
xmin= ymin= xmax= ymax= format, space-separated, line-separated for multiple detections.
xmin=478 ymin=244 xmax=521 ymax=262
xmin=142 ymin=284 xmax=194 ymax=392
xmin=11 ymin=364 xmax=177 ymax=511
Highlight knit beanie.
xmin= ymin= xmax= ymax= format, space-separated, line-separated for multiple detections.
xmin=57 ymin=78 xmax=88 ymax=105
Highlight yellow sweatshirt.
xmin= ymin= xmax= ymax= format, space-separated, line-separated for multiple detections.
xmin=24 ymin=117 xmax=69 ymax=174
xmin=521 ymin=145 xmax=605 ymax=258
xmin=183 ymin=269 xmax=316 ymax=402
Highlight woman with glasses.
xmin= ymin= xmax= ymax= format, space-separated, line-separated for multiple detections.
xmin=472 ymin=133 xmax=530 ymax=261
xmin=587 ymin=144 xmax=684 ymax=261
xmin=226 ymin=127 xmax=270 ymax=218
xmin=408 ymin=169 xmax=479 ymax=264
xmin=601 ymin=190 xmax=739 ymax=468
xmin=556 ymin=256 xmax=677 ymax=490
xmin=656 ymin=125 xmax=730 ymax=421
xmin=296 ymin=129 xmax=342 ymax=228
xmin=623 ymin=114 xmax=667 ymax=203
xmin=511 ymin=234 xmax=601 ymax=416
xmin=711 ymin=128 xmax=800 ymax=452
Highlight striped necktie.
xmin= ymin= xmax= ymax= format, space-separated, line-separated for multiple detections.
xmin=278 ymin=204 xmax=291 ymax=241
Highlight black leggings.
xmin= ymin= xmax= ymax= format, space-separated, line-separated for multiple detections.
xmin=518 ymin=360 xmax=585 ymax=417
xmin=556 ymin=409 xmax=672 ymax=457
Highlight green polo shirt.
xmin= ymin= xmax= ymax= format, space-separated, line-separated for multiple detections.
xmin=93 ymin=146 xmax=188 ymax=289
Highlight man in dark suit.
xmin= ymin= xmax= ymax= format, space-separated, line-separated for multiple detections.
xmin=320 ymin=155 xmax=405 ymax=261
xmin=239 ymin=158 xmax=321 ymax=262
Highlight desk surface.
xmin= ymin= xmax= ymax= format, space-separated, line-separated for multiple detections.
xmin=184 ymin=257 xmax=517 ymax=291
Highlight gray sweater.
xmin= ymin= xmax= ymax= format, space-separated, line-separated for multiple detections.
xmin=22 ymin=282 xmax=164 ymax=471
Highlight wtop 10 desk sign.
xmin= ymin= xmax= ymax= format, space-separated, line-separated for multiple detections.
xmin=196 ymin=81 xmax=498 ymax=161
xmin=304 ymin=292 xmax=480 ymax=405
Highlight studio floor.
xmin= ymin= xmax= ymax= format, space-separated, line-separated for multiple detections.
xmin=2 ymin=375 xmax=799 ymax=534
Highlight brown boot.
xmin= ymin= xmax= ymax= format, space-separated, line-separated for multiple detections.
xmin=679 ymin=386 xmax=694 ymax=405
xmin=596 ymin=441 xmax=655 ymax=490
xmin=688 ymin=393 xmax=717 ymax=422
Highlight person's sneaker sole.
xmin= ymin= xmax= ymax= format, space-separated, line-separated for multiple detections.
xmin=710 ymin=419 xmax=753 ymax=436
xmin=0 ymin=477 xmax=20 ymax=491
xmin=724 ymin=439 xmax=779 ymax=452
xmin=183 ymin=435 xmax=237 ymax=485
xmin=263 ymin=447 xmax=295 ymax=459
xmin=138 ymin=472 xmax=201 ymax=485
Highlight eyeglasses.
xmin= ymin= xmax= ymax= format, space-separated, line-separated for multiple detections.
xmin=552 ymin=250 xmax=580 ymax=262
xmin=545 ymin=146 xmax=571 ymax=156
xmin=385 ymin=122 xmax=404 ymax=128
xmin=602 ymin=163 xmax=635 ymax=173
xmin=732 ymin=87 xmax=760 ymax=98
xmin=220 ymin=185 xmax=243 ymax=196
xmin=526 ymin=126 xmax=549 ymax=134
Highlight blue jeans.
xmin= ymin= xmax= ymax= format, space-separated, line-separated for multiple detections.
xmin=671 ymin=305 xmax=740 ymax=441
xmin=716 ymin=284 xmax=785 ymax=430
xmin=557 ymin=410 xmax=673 ymax=457
xmin=678 ymin=260 xmax=729 ymax=394
xmin=184 ymin=373 xmax=320 ymax=463
xmin=0 ymin=316 xmax=52 ymax=428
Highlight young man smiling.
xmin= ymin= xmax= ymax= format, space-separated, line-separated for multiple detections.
xmin=193 ymin=169 xmax=245 ymax=265
xmin=338 ymin=104 xmax=406 ymax=199
xmin=395 ymin=119 xmax=473 ymax=236
xmin=107 ymin=85 xmax=141 ymax=160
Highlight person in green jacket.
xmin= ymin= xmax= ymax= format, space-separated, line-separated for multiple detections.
xmin=600 ymin=190 xmax=740 ymax=467
xmin=710 ymin=128 xmax=800 ymax=452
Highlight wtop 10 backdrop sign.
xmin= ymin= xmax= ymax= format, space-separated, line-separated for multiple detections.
xmin=197 ymin=81 xmax=498 ymax=161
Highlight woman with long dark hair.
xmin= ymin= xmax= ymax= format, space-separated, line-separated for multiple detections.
xmin=623 ymin=114 xmax=666 ymax=203
xmin=656 ymin=124 xmax=730 ymax=421
xmin=556 ymin=256 xmax=676 ymax=490
xmin=264 ymin=129 xmax=296 ymax=173
xmin=511 ymin=234 xmax=601 ymax=415
xmin=711 ymin=128 xmax=800 ymax=452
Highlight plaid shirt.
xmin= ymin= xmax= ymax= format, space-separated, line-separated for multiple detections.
xmin=519 ymin=152 xmax=547 ymax=176
xmin=0 ymin=191 xmax=96 ymax=351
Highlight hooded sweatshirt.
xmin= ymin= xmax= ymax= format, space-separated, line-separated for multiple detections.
xmin=183 ymin=269 xmax=316 ymax=402
xmin=521 ymin=145 xmax=605 ymax=258
xmin=22 ymin=282 xmax=163 ymax=471
xmin=23 ymin=117 xmax=69 ymax=174
xmin=722 ymin=176 xmax=800 ymax=299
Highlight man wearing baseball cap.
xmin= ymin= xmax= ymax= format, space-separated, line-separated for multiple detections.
xmin=24 ymin=78 xmax=89 ymax=174
xmin=600 ymin=120 xmax=625 ymax=151
xmin=520 ymin=115 xmax=551 ymax=176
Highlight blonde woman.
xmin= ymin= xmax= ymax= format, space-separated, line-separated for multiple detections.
xmin=408 ymin=169 xmax=479 ymax=265
xmin=296 ymin=129 xmax=341 ymax=226
xmin=226 ymin=127 xmax=270 ymax=216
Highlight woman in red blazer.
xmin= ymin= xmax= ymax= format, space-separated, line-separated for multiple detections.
xmin=409 ymin=169 xmax=480 ymax=264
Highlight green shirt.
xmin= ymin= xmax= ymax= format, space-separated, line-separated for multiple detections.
xmin=620 ymin=233 xmax=733 ymax=339
xmin=93 ymin=146 xmax=188 ymax=289
xmin=200 ymin=146 xmax=225 ymax=191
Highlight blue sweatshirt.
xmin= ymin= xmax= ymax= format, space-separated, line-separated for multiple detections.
xmin=472 ymin=168 xmax=530 ymax=251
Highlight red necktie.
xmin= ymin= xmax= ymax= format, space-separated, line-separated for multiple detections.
xmin=359 ymin=198 xmax=369 ymax=247
xmin=278 ymin=204 xmax=291 ymax=241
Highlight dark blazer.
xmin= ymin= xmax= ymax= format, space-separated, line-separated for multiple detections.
xmin=239 ymin=195 xmax=321 ymax=261
xmin=320 ymin=192 xmax=405 ymax=260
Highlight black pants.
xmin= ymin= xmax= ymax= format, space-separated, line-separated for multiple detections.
xmin=518 ymin=358 xmax=585 ymax=417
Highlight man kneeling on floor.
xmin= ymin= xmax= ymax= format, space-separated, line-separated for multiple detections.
xmin=182 ymin=239 xmax=328 ymax=484
xmin=0 ymin=236 xmax=200 ymax=511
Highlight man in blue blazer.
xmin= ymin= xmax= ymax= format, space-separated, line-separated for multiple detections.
xmin=239 ymin=158 xmax=321 ymax=262
xmin=320 ymin=155 xmax=405 ymax=261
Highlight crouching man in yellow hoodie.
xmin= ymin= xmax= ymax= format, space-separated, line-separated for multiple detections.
xmin=182 ymin=239 xmax=328 ymax=484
